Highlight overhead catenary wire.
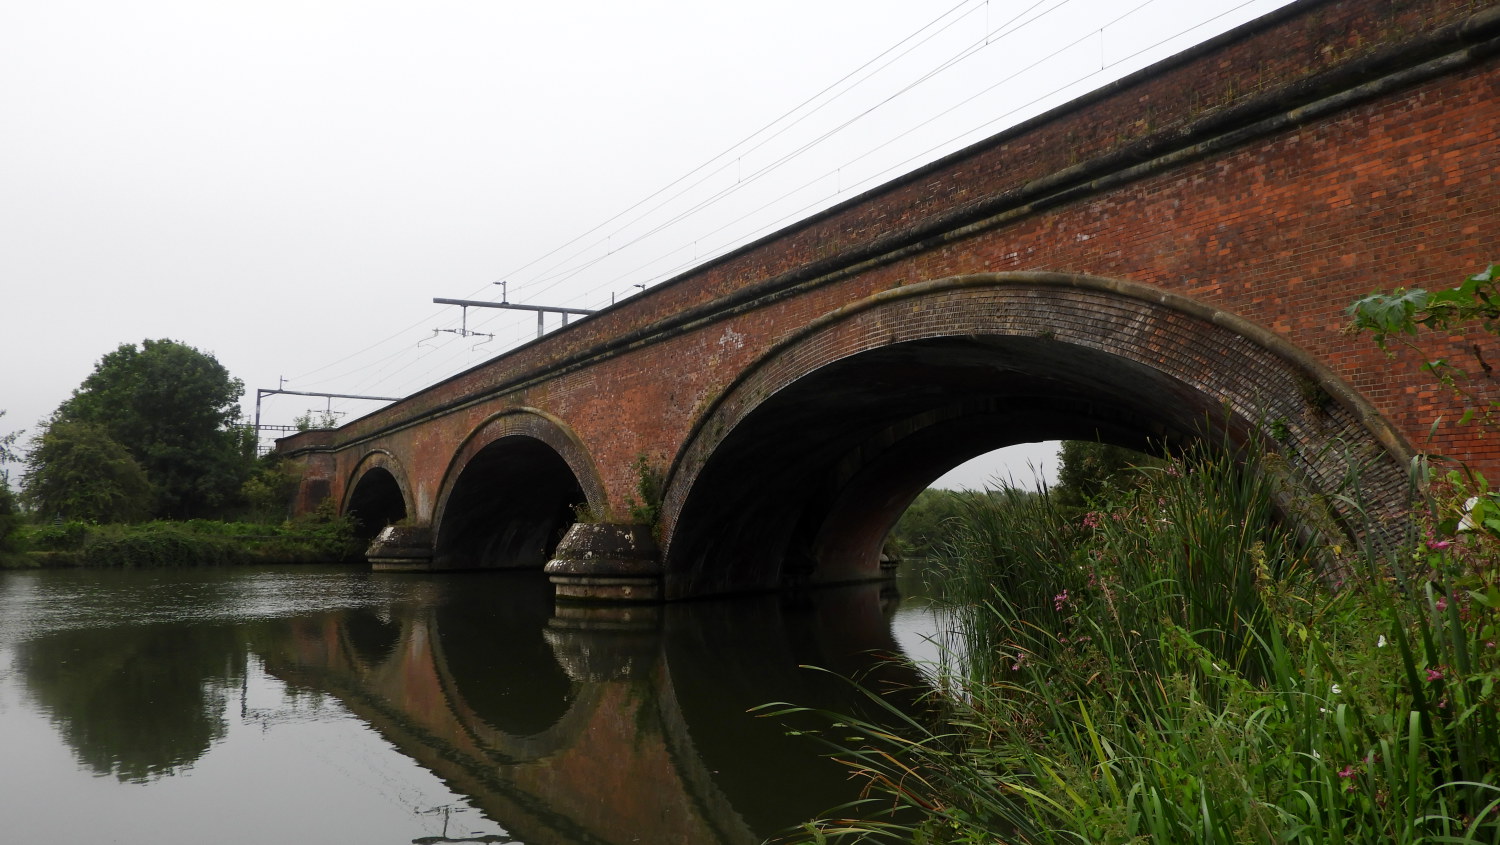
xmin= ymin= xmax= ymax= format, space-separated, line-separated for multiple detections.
xmin=497 ymin=0 xmax=988 ymax=298
xmin=517 ymin=0 xmax=1073 ymax=301
xmin=563 ymin=0 xmax=1269 ymax=304
xmin=281 ymin=0 xmax=1290 ymax=415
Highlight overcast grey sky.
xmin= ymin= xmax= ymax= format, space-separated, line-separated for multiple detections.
xmin=2 ymin=0 xmax=1295 ymax=490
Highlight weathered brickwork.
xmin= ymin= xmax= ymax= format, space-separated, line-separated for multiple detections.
xmin=281 ymin=0 xmax=1500 ymax=598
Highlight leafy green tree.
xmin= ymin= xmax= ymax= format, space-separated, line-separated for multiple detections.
xmin=240 ymin=457 xmax=302 ymax=523
xmin=1053 ymin=440 xmax=1155 ymax=511
xmin=889 ymin=488 xmax=972 ymax=560
xmin=0 ymin=410 xmax=23 ymax=551
xmin=51 ymin=339 xmax=253 ymax=519
xmin=293 ymin=410 xmax=340 ymax=431
xmin=21 ymin=420 xmax=155 ymax=523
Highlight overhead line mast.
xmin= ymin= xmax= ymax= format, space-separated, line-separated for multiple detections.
xmin=432 ymin=297 xmax=598 ymax=339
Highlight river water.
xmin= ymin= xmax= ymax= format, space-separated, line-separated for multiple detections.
xmin=0 ymin=565 xmax=951 ymax=844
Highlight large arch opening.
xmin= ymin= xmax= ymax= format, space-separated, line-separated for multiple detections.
xmin=434 ymin=435 xmax=588 ymax=570
xmin=661 ymin=273 xmax=1411 ymax=600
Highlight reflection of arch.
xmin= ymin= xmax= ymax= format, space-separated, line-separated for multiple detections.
xmin=312 ymin=581 xmax=589 ymax=765
xmin=270 ymin=576 xmax=924 ymax=844
xmin=432 ymin=409 xmax=605 ymax=570
xmin=663 ymin=272 xmax=1411 ymax=599
xmin=343 ymin=450 xmax=412 ymax=540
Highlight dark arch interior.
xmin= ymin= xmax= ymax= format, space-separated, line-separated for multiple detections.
xmin=346 ymin=467 xmax=407 ymax=542
xmin=667 ymin=335 xmax=1249 ymax=599
xmin=436 ymin=436 xmax=586 ymax=570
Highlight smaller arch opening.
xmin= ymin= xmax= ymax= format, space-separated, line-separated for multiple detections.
xmin=435 ymin=436 xmax=586 ymax=570
xmin=346 ymin=467 xmax=407 ymax=542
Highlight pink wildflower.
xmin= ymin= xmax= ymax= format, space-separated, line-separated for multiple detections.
xmin=1053 ymin=589 xmax=1070 ymax=612
xmin=1082 ymin=511 xmax=1103 ymax=529
xmin=1436 ymin=596 xmax=1449 ymax=611
xmin=1426 ymin=667 xmax=1445 ymax=682
xmin=1427 ymin=538 xmax=1452 ymax=551
xmin=1338 ymin=765 xmax=1356 ymax=779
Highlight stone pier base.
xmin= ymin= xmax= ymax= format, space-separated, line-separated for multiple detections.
xmin=366 ymin=525 xmax=435 ymax=571
xmin=544 ymin=523 xmax=662 ymax=602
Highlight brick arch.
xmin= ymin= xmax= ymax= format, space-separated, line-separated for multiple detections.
xmin=661 ymin=271 xmax=1412 ymax=595
xmin=431 ymin=408 xmax=606 ymax=570
xmin=343 ymin=450 xmax=413 ymax=539
xmin=436 ymin=408 xmax=606 ymax=521
xmin=343 ymin=449 xmax=414 ymax=516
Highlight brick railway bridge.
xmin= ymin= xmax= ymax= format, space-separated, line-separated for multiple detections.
xmin=279 ymin=0 xmax=1500 ymax=601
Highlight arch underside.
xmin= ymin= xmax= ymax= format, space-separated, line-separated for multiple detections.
xmin=431 ymin=410 xmax=604 ymax=572
xmin=663 ymin=275 xmax=1409 ymax=600
xmin=345 ymin=455 xmax=411 ymax=542
xmin=435 ymin=436 xmax=586 ymax=570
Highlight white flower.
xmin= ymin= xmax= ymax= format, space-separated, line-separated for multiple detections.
xmin=1377 ymin=635 xmax=1388 ymax=648
xmin=1459 ymin=496 xmax=1481 ymax=532
xmin=1330 ymin=683 xmax=1342 ymax=695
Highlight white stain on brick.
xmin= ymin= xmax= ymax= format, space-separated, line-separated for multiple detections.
xmin=717 ymin=328 xmax=746 ymax=350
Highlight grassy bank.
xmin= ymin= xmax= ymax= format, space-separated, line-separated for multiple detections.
xmin=775 ymin=447 xmax=1500 ymax=843
xmin=0 ymin=514 xmax=364 ymax=568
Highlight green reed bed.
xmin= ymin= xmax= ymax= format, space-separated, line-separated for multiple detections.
xmin=772 ymin=450 xmax=1500 ymax=844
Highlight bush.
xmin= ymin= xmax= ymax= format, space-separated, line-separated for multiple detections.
xmin=28 ymin=521 xmax=89 ymax=551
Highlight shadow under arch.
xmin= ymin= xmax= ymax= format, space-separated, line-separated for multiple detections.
xmin=343 ymin=450 xmax=413 ymax=541
xmin=661 ymin=271 xmax=1414 ymax=600
xmin=432 ymin=409 xmax=606 ymax=570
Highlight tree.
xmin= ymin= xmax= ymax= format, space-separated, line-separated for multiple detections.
xmin=0 ymin=410 xmax=23 ymax=551
xmin=1053 ymin=440 xmax=1155 ymax=511
xmin=21 ymin=420 xmax=155 ymax=523
xmin=49 ymin=339 xmax=253 ymax=519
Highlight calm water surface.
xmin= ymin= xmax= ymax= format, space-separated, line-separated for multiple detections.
xmin=0 ymin=565 xmax=948 ymax=844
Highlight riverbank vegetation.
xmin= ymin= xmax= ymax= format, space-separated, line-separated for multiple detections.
xmin=778 ymin=267 xmax=1500 ymax=843
xmin=1 ymin=504 xmax=362 ymax=569
xmin=0 ymin=339 xmax=369 ymax=568
xmin=779 ymin=445 xmax=1500 ymax=843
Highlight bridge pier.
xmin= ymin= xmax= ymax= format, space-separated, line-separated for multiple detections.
xmin=366 ymin=524 xmax=435 ymax=571
xmin=544 ymin=523 xmax=662 ymax=602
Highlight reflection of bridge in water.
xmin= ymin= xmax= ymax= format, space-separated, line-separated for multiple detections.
xmin=256 ymin=574 xmax=927 ymax=844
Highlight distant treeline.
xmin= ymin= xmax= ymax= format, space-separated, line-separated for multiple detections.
xmin=888 ymin=440 xmax=1156 ymax=562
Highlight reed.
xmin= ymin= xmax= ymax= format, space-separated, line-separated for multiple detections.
xmin=771 ymin=446 xmax=1500 ymax=843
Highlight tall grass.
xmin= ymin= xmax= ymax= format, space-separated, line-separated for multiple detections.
xmin=771 ymin=446 xmax=1500 ymax=844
